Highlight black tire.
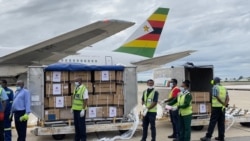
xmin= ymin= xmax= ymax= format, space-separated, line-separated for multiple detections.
xmin=191 ymin=126 xmax=204 ymax=131
xmin=119 ymin=130 xmax=129 ymax=135
xmin=52 ymin=134 xmax=66 ymax=140
xmin=240 ymin=122 xmax=250 ymax=127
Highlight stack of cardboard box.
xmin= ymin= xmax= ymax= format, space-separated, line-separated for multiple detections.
xmin=44 ymin=71 xmax=72 ymax=121
xmin=191 ymin=92 xmax=211 ymax=115
xmin=85 ymin=70 xmax=125 ymax=119
xmin=44 ymin=69 xmax=125 ymax=121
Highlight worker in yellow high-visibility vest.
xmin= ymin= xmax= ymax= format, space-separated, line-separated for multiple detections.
xmin=71 ymin=77 xmax=89 ymax=141
xmin=163 ymin=78 xmax=180 ymax=139
xmin=168 ymin=80 xmax=192 ymax=141
xmin=200 ymin=77 xmax=230 ymax=141
xmin=141 ymin=79 xmax=159 ymax=141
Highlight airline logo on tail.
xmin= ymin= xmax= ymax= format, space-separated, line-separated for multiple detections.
xmin=114 ymin=7 xmax=169 ymax=58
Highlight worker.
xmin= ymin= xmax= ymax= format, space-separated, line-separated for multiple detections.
xmin=168 ymin=80 xmax=192 ymax=141
xmin=71 ymin=77 xmax=88 ymax=141
xmin=200 ymin=77 xmax=229 ymax=141
xmin=141 ymin=79 xmax=158 ymax=141
xmin=11 ymin=80 xmax=31 ymax=141
xmin=0 ymin=83 xmax=8 ymax=141
xmin=1 ymin=80 xmax=14 ymax=141
xmin=162 ymin=78 xmax=180 ymax=139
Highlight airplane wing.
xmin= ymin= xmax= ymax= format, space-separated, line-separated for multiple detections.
xmin=0 ymin=20 xmax=134 ymax=65
xmin=132 ymin=50 xmax=195 ymax=72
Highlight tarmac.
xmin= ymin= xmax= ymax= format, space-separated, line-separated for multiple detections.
xmin=10 ymin=84 xmax=250 ymax=141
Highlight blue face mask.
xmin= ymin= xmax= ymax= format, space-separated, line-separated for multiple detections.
xmin=16 ymin=86 xmax=22 ymax=91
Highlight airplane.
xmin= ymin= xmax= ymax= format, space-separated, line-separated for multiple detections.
xmin=0 ymin=7 xmax=194 ymax=84
xmin=58 ymin=7 xmax=194 ymax=72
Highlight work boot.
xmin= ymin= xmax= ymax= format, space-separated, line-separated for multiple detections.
xmin=200 ymin=136 xmax=211 ymax=141
xmin=168 ymin=134 xmax=176 ymax=138
xmin=215 ymin=137 xmax=225 ymax=141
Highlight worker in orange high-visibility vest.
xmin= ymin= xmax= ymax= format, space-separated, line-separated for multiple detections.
xmin=162 ymin=78 xmax=180 ymax=140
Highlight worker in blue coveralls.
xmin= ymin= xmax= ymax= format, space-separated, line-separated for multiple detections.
xmin=1 ymin=80 xmax=14 ymax=141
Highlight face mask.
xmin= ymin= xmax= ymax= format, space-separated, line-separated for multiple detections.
xmin=180 ymin=87 xmax=185 ymax=92
xmin=16 ymin=86 xmax=21 ymax=91
xmin=169 ymin=83 xmax=173 ymax=88
xmin=148 ymin=86 xmax=154 ymax=89
xmin=75 ymin=82 xmax=80 ymax=86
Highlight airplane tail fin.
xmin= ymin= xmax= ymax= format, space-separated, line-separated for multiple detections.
xmin=114 ymin=7 xmax=169 ymax=58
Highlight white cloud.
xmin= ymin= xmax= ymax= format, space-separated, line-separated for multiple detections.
xmin=0 ymin=0 xmax=250 ymax=79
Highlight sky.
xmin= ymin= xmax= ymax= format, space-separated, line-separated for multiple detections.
xmin=0 ymin=0 xmax=250 ymax=80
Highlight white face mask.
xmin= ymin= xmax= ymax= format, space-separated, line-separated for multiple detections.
xmin=148 ymin=86 xmax=154 ymax=89
xmin=169 ymin=83 xmax=173 ymax=88
xmin=180 ymin=87 xmax=185 ymax=92
xmin=75 ymin=82 xmax=80 ymax=86
xmin=16 ymin=86 xmax=22 ymax=91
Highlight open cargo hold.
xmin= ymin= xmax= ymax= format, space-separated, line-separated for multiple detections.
xmin=29 ymin=63 xmax=137 ymax=140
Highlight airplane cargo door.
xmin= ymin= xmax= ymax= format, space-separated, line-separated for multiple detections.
xmin=105 ymin=56 xmax=113 ymax=65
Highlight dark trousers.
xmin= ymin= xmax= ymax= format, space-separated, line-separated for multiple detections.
xmin=0 ymin=120 xmax=4 ymax=141
xmin=170 ymin=109 xmax=179 ymax=137
xmin=206 ymin=107 xmax=225 ymax=139
xmin=73 ymin=110 xmax=86 ymax=141
xmin=4 ymin=111 xmax=12 ymax=141
xmin=179 ymin=114 xmax=192 ymax=141
xmin=141 ymin=112 xmax=156 ymax=141
xmin=14 ymin=110 xmax=27 ymax=141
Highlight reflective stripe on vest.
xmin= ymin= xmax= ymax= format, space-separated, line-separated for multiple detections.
xmin=212 ymin=85 xmax=226 ymax=107
xmin=177 ymin=93 xmax=192 ymax=116
xmin=168 ymin=87 xmax=179 ymax=106
xmin=143 ymin=90 xmax=157 ymax=113
xmin=72 ymin=85 xmax=86 ymax=110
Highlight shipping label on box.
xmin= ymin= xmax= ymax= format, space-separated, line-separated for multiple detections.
xmin=46 ymin=83 xmax=69 ymax=96
xmin=109 ymin=106 xmax=117 ymax=117
xmin=86 ymin=107 xmax=103 ymax=118
xmin=94 ymin=82 xmax=116 ymax=93
xmin=46 ymin=71 xmax=69 ymax=82
xmin=55 ymin=96 xmax=64 ymax=108
xmin=94 ymin=71 xmax=116 ymax=81
xmin=192 ymin=103 xmax=211 ymax=114
xmin=69 ymin=71 xmax=91 ymax=81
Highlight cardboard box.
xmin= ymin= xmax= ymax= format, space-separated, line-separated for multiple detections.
xmin=94 ymin=83 xmax=116 ymax=93
xmin=88 ymin=95 xmax=93 ymax=105
xmin=45 ymin=83 xmax=69 ymax=96
xmin=103 ymin=106 xmax=124 ymax=118
xmin=94 ymin=71 xmax=116 ymax=81
xmin=192 ymin=92 xmax=210 ymax=102
xmin=69 ymin=71 xmax=91 ymax=81
xmin=46 ymin=96 xmax=72 ymax=108
xmin=192 ymin=103 xmax=211 ymax=114
xmin=86 ymin=107 xmax=103 ymax=118
xmin=45 ymin=71 xmax=68 ymax=82
xmin=92 ymin=94 xmax=114 ymax=106
xmin=113 ymin=94 xmax=124 ymax=105
xmin=44 ymin=109 xmax=60 ymax=121
xmin=116 ymin=84 xmax=123 ymax=95
xmin=116 ymin=71 xmax=123 ymax=82
xmin=71 ymin=83 xmax=93 ymax=94
xmin=59 ymin=109 xmax=73 ymax=120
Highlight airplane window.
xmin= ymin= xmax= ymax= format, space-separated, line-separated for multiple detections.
xmin=73 ymin=59 xmax=75 ymax=62
xmin=65 ymin=59 xmax=67 ymax=62
xmin=91 ymin=60 xmax=94 ymax=62
xmin=88 ymin=60 xmax=90 ymax=62
xmin=69 ymin=59 xmax=71 ymax=62
xmin=80 ymin=60 xmax=83 ymax=62
xmin=76 ymin=59 xmax=79 ymax=62
xmin=84 ymin=60 xmax=86 ymax=62
xmin=95 ymin=60 xmax=97 ymax=62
